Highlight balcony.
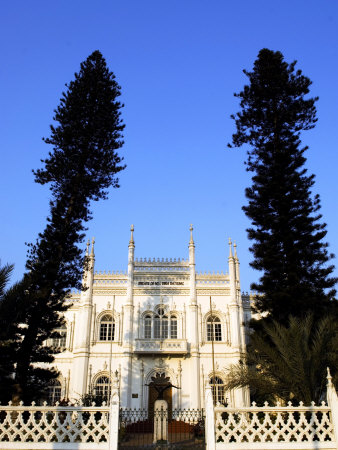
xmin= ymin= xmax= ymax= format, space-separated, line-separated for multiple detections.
xmin=134 ymin=339 xmax=188 ymax=354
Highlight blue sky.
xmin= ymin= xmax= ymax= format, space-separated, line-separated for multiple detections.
xmin=1 ymin=0 xmax=337 ymax=291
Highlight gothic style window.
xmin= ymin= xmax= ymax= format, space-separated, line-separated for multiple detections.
xmin=144 ymin=315 xmax=152 ymax=339
xmin=48 ymin=379 xmax=62 ymax=405
xmin=143 ymin=307 xmax=179 ymax=339
xmin=154 ymin=308 xmax=168 ymax=339
xmin=95 ymin=376 xmax=110 ymax=400
xmin=170 ymin=315 xmax=177 ymax=339
xmin=99 ymin=315 xmax=115 ymax=341
xmin=210 ymin=376 xmax=226 ymax=405
xmin=207 ymin=315 xmax=222 ymax=341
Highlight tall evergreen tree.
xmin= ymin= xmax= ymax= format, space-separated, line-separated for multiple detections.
xmin=5 ymin=50 xmax=125 ymax=402
xmin=229 ymin=49 xmax=337 ymax=323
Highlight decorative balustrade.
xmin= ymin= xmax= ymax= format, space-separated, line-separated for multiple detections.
xmin=214 ymin=401 xmax=335 ymax=449
xmin=93 ymin=279 xmax=127 ymax=285
xmin=134 ymin=338 xmax=188 ymax=354
xmin=0 ymin=401 xmax=110 ymax=448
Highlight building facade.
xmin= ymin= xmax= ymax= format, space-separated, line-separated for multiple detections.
xmin=48 ymin=226 xmax=251 ymax=410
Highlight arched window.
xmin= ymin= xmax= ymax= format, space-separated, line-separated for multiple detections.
xmin=154 ymin=308 xmax=168 ymax=339
xmin=143 ymin=307 xmax=179 ymax=339
xmin=99 ymin=314 xmax=115 ymax=341
xmin=207 ymin=315 xmax=222 ymax=341
xmin=170 ymin=315 xmax=177 ymax=339
xmin=95 ymin=376 xmax=110 ymax=400
xmin=210 ymin=376 xmax=226 ymax=405
xmin=48 ymin=379 xmax=62 ymax=405
xmin=144 ymin=314 xmax=152 ymax=339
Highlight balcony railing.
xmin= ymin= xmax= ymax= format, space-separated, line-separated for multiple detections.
xmin=134 ymin=339 xmax=188 ymax=354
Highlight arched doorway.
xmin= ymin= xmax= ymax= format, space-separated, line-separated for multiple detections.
xmin=147 ymin=372 xmax=173 ymax=418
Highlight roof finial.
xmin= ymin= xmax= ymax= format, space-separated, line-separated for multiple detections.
xmin=327 ymin=367 xmax=333 ymax=387
xmin=86 ymin=239 xmax=90 ymax=256
xmin=229 ymin=237 xmax=233 ymax=258
xmin=189 ymin=224 xmax=194 ymax=245
xmin=129 ymin=224 xmax=134 ymax=245
xmin=90 ymin=237 xmax=95 ymax=256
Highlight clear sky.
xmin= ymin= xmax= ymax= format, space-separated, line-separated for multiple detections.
xmin=1 ymin=0 xmax=337 ymax=292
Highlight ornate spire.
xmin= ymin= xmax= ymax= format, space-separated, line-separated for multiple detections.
xmin=189 ymin=224 xmax=194 ymax=246
xmin=327 ymin=367 xmax=333 ymax=387
xmin=90 ymin=237 xmax=95 ymax=256
xmin=229 ymin=238 xmax=233 ymax=258
xmin=234 ymin=241 xmax=238 ymax=260
xmin=85 ymin=239 xmax=90 ymax=256
xmin=129 ymin=224 xmax=134 ymax=246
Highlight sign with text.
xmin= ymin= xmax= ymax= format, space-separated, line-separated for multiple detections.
xmin=137 ymin=281 xmax=185 ymax=286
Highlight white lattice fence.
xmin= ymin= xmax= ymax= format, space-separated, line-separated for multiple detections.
xmin=214 ymin=401 xmax=336 ymax=450
xmin=0 ymin=401 xmax=110 ymax=449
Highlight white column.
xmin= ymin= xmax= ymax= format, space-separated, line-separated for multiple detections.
xmin=72 ymin=239 xmax=95 ymax=398
xmin=234 ymin=242 xmax=246 ymax=351
xmin=205 ymin=384 xmax=216 ymax=450
xmin=188 ymin=225 xmax=201 ymax=409
xmin=121 ymin=226 xmax=135 ymax=407
xmin=327 ymin=368 xmax=338 ymax=449
xmin=108 ymin=371 xmax=120 ymax=450
xmin=228 ymin=239 xmax=241 ymax=351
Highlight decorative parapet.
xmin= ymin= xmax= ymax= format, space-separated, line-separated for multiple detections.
xmin=196 ymin=272 xmax=230 ymax=286
xmin=135 ymin=257 xmax=189 ymax=264
xmin=134 ymin=258 xmax=190 ymax=272
xmin=94 ymin=279 xmax=128 ymax=286
xmin=134 ymin=339 xmax=188 ymax=354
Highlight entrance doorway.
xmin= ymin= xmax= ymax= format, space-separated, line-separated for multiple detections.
xmin=147 ymin=373 xmax=172 ymax=418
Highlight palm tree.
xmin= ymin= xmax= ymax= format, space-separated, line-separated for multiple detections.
xmin=0 ymin=261 xmax=14 ymax=299
xmin=225 ymin=315 xmax=338 ymax=405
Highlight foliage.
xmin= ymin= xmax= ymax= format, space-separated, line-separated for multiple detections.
xmin=1 ymin=50 xmax=125 ymax=403
xmin=229 ymin=48 xmax=337 ymax=323
xmin=0 ymin=262 xmax=17 ymax=401
xmin=225 ymin=315 xmax=338 ymax=405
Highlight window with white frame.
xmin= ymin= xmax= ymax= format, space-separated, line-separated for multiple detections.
xmin=209 ymin=376 xmax=226 ymax=405
xmin=207 ymin=315 xmax=222 ymax=341
xmin=99 ymin=314 xmax=115 ymax=341
xmin=170 ymin=315 xmax=177 ymax=338
xmin=48 ymin=379 xmax=62 ymax=405
xmin=154 ymin=308 xmax=168 ymax=338
xmin=143 ymin=307 xmax=179 ymax=339
xmin=144 ymin=315 xmax=152 ymax=338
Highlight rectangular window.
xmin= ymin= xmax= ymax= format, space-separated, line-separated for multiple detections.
xmin=214 ymin=323 xmax=222 ymax=341
xmin=100 ymin=323 xmax=108 ymax=340
xmin=154 ymin=318 xmax=161 ymax=339
xmin=161 ymin=319 xmax=168 ymax=339
xmin=145 ymin=318 xmax=151 ymax=338
xmin=207 ymin=323 xmax=222 ymax=341
xmin=170 ymin=319 xmax=177 ymax=339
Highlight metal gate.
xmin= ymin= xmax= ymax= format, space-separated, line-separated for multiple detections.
xmin=119 ymin=408 xmax=205 ymax=449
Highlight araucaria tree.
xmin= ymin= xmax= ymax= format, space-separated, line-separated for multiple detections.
xmin=230 ymin=49 xmax=337 ymax=323
xmin=5 ymin=50 xmax=125 ymax=402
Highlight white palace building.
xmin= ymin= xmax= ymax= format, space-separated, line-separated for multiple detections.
xmin=48 ymin=226 xmax=251 ymax=410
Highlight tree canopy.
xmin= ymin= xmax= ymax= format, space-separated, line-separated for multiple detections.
xmin=0 ymin=50 xmax=125 ymax=403
xmin=229 ymin=48 xmax=337 ymax=323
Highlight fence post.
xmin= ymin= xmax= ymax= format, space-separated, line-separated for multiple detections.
xmin=108 ymin=371 xmax=120 ymax=450
xmin=327 ymin=367 xmax=338 ymax=450
xmin=205 ymin=383 xmax=216 ymax=450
